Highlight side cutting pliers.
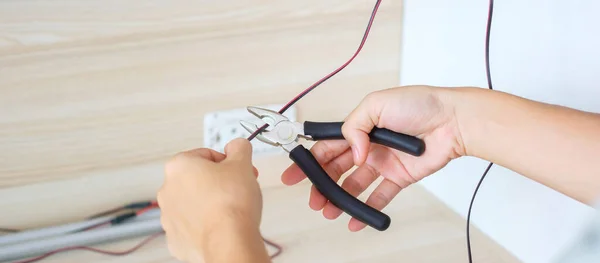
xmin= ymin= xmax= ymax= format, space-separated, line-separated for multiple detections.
xmin=240 ymin=106 xmax=426 ymax=231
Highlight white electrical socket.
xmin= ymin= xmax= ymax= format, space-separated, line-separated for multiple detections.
xmin=203 ymin=104 xmax=297 ymax=156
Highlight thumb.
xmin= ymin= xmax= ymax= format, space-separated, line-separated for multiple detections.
xmin=224 ymin=138 xmax=253 ymax=164
xmin=342 ymin=94 xmax=381 ymax=166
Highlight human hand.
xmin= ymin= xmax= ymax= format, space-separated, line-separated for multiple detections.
xmin=281 ymin=85 xmax=465 ymax=231
xmin=157 ymin=138 xmax=264 ymax=262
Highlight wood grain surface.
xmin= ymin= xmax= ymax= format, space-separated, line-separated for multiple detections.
xmin=0 ymin=1 xmax=519 ymax=262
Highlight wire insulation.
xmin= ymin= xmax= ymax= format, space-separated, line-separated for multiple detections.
xmin=248 ymin=0 xmax=382 ymax=141
xmin=466 ymin=1 xmax=494 ymax=262
xmin=88 ymin=201 xmax=156 ymax=219
xmin=0 ymin=228 xmax=19 ymax=233
xmin=7 ymin=202 xmax=283 ymax=262
xmin=135 ymin=204 xmax=159 ymax=216
xmin=10 ymin=232 xmax=164 ymax=263
xmin=11 ymin=233 xmax=282 ymax=263
xmin=263 ymin=237 xmax=283 ymax=258
xmin=466 ymin=162 xmax=493 ymax=262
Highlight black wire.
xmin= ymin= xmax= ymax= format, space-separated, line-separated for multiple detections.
xmin=466 ymin=1 xmax=494 ymax=262
xmin=87 ymin=201 xmax=153 ymax=219
xmin=466 ymin=162 xmax=493 ymax=262
xmin=0 ymin=227 xmax=19 ymax=233
xmin=247 ymin=0 xmax=382 ymax=141
xmin=484 ymin=0 xmax=495 ymax=91
xmin=277 ymin=0 xmax=382 ymax=114
xmin=86 ymin=207 xmax=125 ymax=219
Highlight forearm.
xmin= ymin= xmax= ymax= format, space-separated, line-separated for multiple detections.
xmin=451 ymin=87 xmax=600 ymax=204
xmin=201 ymin=218 xmax=271 ymax=263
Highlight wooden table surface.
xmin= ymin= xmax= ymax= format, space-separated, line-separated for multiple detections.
xmin=0 ymin=1 xmax=519 ymax=262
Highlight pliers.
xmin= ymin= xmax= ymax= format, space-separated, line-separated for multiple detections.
xmin=240 ymin=106 xmax=426 ymax=231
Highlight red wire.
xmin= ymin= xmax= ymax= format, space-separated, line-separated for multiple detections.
xmin=248 ymin=0 xmax=383 ymax=141
xmin=135 ymin=204 xmax=158 ymax=216
xmin=11 ymin=233 xmax=283 ymax=263
xmin=279 ymin=0 xmax=382 ymax=113
xmin=79 ymin=203 xmax=158 ymax=232
xmin=263 ymin=237 xmax=283 ymax=258
xmin=10 ymin=232 xmax=164 ymax=263
xmin=10 ymin=203 xmax=283 ymax=263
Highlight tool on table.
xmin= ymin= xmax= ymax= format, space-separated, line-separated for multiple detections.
xmin=240 ymin=106 xmax=425 ymax=231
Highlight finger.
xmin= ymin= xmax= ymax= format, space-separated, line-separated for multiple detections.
xmin=364 ymin=146 xmax=416 ymax=188
xmin=165 ymin=233 xmax=185 ymax=262
xmin=224 ymin=138 xmax=253 ymax=164
xmin=281 ymin=164 xmax=304 ymax=186
xmin=161 ymin=216 xmax=184 ymax=260
xmin=322 ymin=163 xmax=380 ymax=219
xmin=165 ymin=148 xmax=226 ymax=177
xmin=281 ymin=140 xmax=350 ymax=185
xmin=308 ymin=185 xmax=327 ymax=210
xmin=156 ymin=187 xmax=167 ymax=211
xmin=181 ymin=148 xmax=227 ymax=163
xmin=342 ymin=92 xmax=383 ymax=167
xmin=159 ymin=214 xmax=172 ymax=233
xmin=348 ymin=179 xmax=402 ymax=232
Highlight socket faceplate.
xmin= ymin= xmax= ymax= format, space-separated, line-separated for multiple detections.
xmin=203 ymin=104 xmax=297 ymax=156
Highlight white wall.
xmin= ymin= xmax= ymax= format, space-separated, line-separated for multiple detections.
xmin=399 ymin=0 xmax=600 ymax=262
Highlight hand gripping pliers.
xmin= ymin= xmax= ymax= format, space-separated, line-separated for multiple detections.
xmin=240 ymin=106 xmax=426 ymax=231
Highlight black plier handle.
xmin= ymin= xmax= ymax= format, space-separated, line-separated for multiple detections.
xmin=241 ymin=107 xmax=425 ymax=231
xmin=304 ymin=121 xmax=425 ymax=155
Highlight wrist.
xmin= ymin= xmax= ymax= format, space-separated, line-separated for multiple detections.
xmin=447 ymin=86 xmax=532 ymax=161
xmin=441 ymin=86 xmax=494 ymax=158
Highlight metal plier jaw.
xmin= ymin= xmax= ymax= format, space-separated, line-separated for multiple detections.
xmin=239 ymin=106 xmax=307 ymax=152
xmin=240 ymin=106 xmax=426 ymax=232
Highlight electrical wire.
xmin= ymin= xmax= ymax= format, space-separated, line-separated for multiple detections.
xmin=135 ymin=203 xmax=159 ymax=216
xmin=0 ymin=228 xmax=19 ymax=233
xmin=87 ymin=201 xmax=155 ymax=219
xmin=77 ymin=222 xmax=111 ymax=232
xmin=6 ymin=203 xmax=158 ymax=262
xmin=263 ymin=237 xmax=283 ymax=259
xmin=8 ymin=202 xmax=283 ymax=262
xmin=10 ymin=232 xmax=164 ymax=263
xmin=247 ymin=0 xmax=383 ymax=141
xmin=10 ymin=232 xmax=282 ymax=263
xmin=77 ymin=201 xmax=158 ymax=232
xmin=484 ymin=0 xmax=495 ymax=91
xmin=466 ymin=1 xmax=494 ymax=262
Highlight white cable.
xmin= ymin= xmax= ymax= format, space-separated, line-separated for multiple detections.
xmin=0 ymin=208 xmax=161 ymax=247
xmin=0 ymin=218 xmax=162 ymax=262
xmin=135 ymin=208 xmax=161 ymax=220
xmin=0 ymin=216 xmax=112 ymax=247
